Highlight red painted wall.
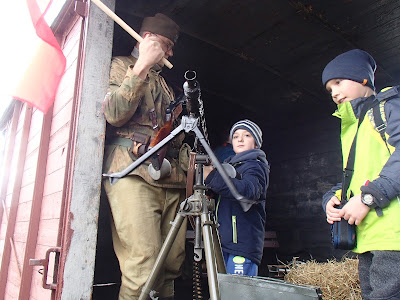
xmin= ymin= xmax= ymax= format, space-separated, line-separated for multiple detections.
xmin=0 ymin=15 xmax=82 ymax=300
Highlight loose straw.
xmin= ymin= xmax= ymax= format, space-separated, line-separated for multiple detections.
xmin=90 ymin=0 xmax=173 ymax=69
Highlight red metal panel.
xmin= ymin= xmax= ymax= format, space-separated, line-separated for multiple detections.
xmin=0 ymin=102 xmax=22 ymax=230
xmin=0 ymin=105 xmax=32 ymax=298
xmin=43 ymin=169 xmax=66 ymax=196
xmin=1 ymin=2 xmax=94 ymax=298
xmin=24 ymin=11 xmax=83 ymax=300
xmin=18 ymin=106 xmax=53 ymax=300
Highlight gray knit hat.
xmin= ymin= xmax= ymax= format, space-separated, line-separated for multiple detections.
xmin=230 ymin=119 xmax=263 ymax=148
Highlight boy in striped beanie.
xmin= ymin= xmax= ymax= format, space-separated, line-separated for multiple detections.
xmin=229 ymin=119 xmax=263 ymax=150
xmin=204 ymin=119 xmax=269 ymax=276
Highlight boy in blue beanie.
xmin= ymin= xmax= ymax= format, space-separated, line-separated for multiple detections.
xmin=204 ymin=119 xmax=270 ymax=276
xmin=321 ymin=49 xmax=400 ymax=299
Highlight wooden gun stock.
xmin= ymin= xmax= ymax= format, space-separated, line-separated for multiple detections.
xmin=149 ymin=103 xmax=183 ymax=170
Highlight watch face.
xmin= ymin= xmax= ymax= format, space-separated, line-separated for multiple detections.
xmin=362 ymin=194 xmax=374 ymax=206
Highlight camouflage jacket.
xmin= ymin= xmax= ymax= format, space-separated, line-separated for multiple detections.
xmin=103 ymin=55 xmax=187 ymax=188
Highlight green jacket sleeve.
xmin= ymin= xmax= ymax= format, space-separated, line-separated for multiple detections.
xmin=103 ymin=56 xmax=149 ymax=127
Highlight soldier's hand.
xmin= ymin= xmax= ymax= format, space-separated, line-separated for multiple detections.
xmin=132 ymin=141 xmax=143 ymax=156
xmin=137 ymin=35 xmax=165 ymax=68
xmin=132 ymin=35 xmax=166 ymax=79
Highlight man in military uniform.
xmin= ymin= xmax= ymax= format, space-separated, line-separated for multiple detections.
xmin=102 ymin=13 xmax=188 ymax=300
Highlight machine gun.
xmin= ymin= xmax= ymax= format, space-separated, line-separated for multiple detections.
xmin=102 ymin=71 xmax=243 ymax=200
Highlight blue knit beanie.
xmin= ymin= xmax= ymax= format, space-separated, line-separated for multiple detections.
xmin=230 ymin=119 xmax=263 ymax=148
xmin=322 ymin=49 xmax=376 ymax=90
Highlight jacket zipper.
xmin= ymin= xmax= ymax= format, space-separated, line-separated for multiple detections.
xmin=232 ymin=216 xmax=237 ymax=243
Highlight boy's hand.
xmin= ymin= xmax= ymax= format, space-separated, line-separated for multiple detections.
xmin=325 ymin=196 xmax=342 ymax=224
xmin=338 ymin=194 xmax=370 ymax=225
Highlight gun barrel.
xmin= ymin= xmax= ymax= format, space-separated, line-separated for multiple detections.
xmin=184 ymin=70 xmax=197 ymax=82
xmin=183 ymin=70 xmax=200 ymax=115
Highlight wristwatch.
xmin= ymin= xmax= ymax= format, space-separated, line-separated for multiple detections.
xmin=361 ymin=193 xmax=377 ymax=208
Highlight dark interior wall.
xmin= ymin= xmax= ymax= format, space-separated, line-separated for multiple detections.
xmin=266 ymin=115 xmax=347 ymax=262
xmin=93 ymin=0 xmax=400 ymax=297
xmin=96 ymin=6 xmax=351 ymax=272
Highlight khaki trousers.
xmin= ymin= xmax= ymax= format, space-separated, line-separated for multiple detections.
xmin=103 ymin=176 xmax=187 ymax=300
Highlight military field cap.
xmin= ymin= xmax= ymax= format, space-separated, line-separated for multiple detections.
xmin=230 ymin=119 xmax=263 ymax=148
xmin=140 ymin=13 xmax=180 ymax=43
xmin=322 ymin=49 xmax=376 ymax=90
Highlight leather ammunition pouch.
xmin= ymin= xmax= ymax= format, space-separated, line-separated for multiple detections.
xmin=129 ymin=132 xmax=151 ymax=156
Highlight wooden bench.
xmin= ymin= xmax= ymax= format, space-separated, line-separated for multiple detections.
xmin=264 ymin=230 xmax=279 ymax=249
xmin=186 ymin=230 xmax=279 ymax=249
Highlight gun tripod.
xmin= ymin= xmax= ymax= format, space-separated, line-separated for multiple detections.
xmin=138 ymin=153 xmax=226 ymax=300
xmin=103 ymin=114 xmax=250 ymax=300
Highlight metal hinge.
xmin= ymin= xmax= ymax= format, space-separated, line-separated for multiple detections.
xmin=30 ymin=247 xmax=61 ymax=290
xmin=75 ymin=0 xmax=88 ymax=17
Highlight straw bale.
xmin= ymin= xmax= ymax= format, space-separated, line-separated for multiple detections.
xmin=284 ymin=257 xmax=361 ymax=300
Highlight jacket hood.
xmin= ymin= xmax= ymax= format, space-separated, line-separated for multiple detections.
xmin=227 ymin=149 xmax=269 ymax=172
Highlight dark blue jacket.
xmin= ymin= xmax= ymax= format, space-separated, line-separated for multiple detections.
xmin=214 ymin=143 xmax=235 ymax=162
xmin=205 ymin=149 xmax=270 ymax=265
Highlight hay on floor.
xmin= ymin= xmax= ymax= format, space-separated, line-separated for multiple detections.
xmin=284 ymin=257 xmax=361 ymax=300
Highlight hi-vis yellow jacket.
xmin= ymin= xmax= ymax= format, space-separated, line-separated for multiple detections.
xmin=322 ymin=86 xmax=400 ymax=253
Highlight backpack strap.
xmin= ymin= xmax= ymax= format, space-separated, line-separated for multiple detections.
xmin=370 ymin=86 xmax=400 ymax=151
xmin=372 ymin=101 xmax=387 ymax=143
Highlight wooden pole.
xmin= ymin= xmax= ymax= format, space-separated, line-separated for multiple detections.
xmin=90 ymin=0 xmax=173 ymax=69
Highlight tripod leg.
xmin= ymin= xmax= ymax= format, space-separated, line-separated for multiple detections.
xmin=211 ymin=220 xmax=226 ymax=274
xmin=138 ymin=211 xmax=186 ymax=300
xmin=201 ymin=212 xmax=221 ymax=300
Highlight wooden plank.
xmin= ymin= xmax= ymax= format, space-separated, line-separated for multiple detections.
xmin=50 ymin=100 xmax=73 ymax=139
xmin=46 ymin=146 xmax=67 ymax=176
xmin=40 ymin=192 xmax=63 ymax=220
xmin=42 ymin=168 xmax=66 ymax=197
xmin=265 ymin=231 xmax=277 ymax=239
xmin=13 ymin=219 xmax=29 ymax=243
xmin=18 ymin=182 xmax=34 ymax=203
xmin=0 ymin=105 xmax=32 ymax=295
xmin=25 ymin=130 xmax=42 ymax=158
xmin=16 ymin=201 xmax=32 ymax=222
xmin=19 ymin=107 xmax=53 ymax=300
xmin=5 ymin=280 xmax=19 ymax=299
xmin=0 ymin=102 xmax=22 ymax=229
xmin=36 ymin=219 xmax=59 ymax=247
xmin=30 ymin=264 xmax=52 ymax=299
xmin=264 ymin=240 xmax=280 ymax=248
xmin=47 ymin=124 xmax=70 ymax=155
xmin=23 ymin=146 xmax=39 ymax=168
